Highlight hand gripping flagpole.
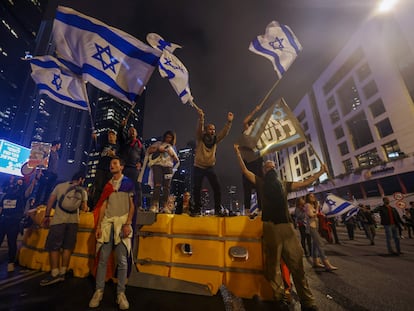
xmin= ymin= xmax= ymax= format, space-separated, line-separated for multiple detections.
xmin=307 ymin=141 xmax=335 ymax=186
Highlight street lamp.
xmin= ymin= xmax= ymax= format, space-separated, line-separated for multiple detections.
xmin=377 ymin=0 xmax=399 ymax=13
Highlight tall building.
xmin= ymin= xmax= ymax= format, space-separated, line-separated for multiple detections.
xmin=0 ymin=0 xmax=48 ymax=140
xmin=281 ymin=3 xmax=414 ymax=203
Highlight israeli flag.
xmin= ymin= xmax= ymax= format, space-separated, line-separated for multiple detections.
xmin=52 ymin=6 xmax=161 ymax=104
xmin=146 ymin=33 xmax=193 ymax=104
xmin=322 ymin=193 xmax=358 ymax=218
xmin=30 ymin=55 xmax=88 ymax=111
xmin=249 ymin=21 xmax=302 ymax=79
xmin=344 ymin=206 xmax=360 ymax=222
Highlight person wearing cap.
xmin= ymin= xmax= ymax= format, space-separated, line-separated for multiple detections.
xmin=35 ymin=140 xmax=61 ymax=205
xmin=91 ymin=129 xmax=119 ymax=208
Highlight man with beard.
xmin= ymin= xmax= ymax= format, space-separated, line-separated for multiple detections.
xmin=234 ymin=143 xmax=326 ymax=311
xmin=192 ymin=107 xmax=233 ymax=216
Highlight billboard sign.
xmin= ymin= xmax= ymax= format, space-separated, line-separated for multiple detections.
xmin=0 ymin=139 xmax=31 ymax=176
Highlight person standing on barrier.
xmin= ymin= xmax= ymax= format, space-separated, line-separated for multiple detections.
xmin=39 ymin=172 xmax=88 ymax=286
xmin=234 ymin=144 xmax=326 ymax=311
xmin=89 ymin=157 xmax=135 ymax=310
xmin=192 ymin=107 xmax=233 ymax=216
xmin=147 ymin=130 xmax=179 ymax=213
xmin=118 ymin=119 xmax=145 ymax=209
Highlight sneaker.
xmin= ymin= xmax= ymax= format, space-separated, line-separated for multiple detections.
xmin=7 ymin=263 xmax=15 ymax=272
xmin=117 ymin=292 xmax=129 ymax=310
xmin=39 ymin=274 xmax=64 ymax=286
xmin=89 ymin=289 xmax=104 ymax=308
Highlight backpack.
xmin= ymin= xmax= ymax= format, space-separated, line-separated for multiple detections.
xmin=58 ymin=185 xmax=84 ymax=214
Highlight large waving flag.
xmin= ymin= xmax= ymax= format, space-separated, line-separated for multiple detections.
xmin=322 ymin=194 xmax=358 ymax=218
xmin=29 ymin=55 xmax=88 ymax=111
xmin=146 ymin=33 xmax=193 ymax=104
xmin=52 ymin=6 xmax=161 ymax=104
xmin=238 ymin=98 xmax=306 ymax=162
xmin=249 ymin=21 xmax=302 ymax=79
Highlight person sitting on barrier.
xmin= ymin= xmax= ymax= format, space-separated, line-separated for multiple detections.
xmin=39 ymin=171 xmax=88 ymax=286
xmin=234 ymin=143 xmax=325 ymax=311
xmin=175 ymin=191 xmax=194 ymax=215
xmin=89 ymin=157 xmax=135 ymax=310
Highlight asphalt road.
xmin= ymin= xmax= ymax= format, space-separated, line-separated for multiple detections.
xmin=1 ymin=225 xmax=413 ymax=311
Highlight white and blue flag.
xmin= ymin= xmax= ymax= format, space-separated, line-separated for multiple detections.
xmin=29 ymin=55 xmax=88 ymax=111
xmin=322 ymin=193 xmax=358 ymax=218
xmin=52 ymin=6 xmax=161 ymax=104
xmin=146 ymin=33 xmax=193 ymax=104
xmin=249 ymin=21 xmax=302 ymax=79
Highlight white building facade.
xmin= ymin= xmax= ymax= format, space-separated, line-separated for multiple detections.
xmin=283 ymin=2 xmax=414 ymax=203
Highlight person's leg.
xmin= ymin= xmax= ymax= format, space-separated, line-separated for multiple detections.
xmin=298 ymin=226 xmax=308 ymax=256
xmin=115 ymin=242 xmax=129 ymax=294
xmin=192 ymin=167 xmax=204 ymax=213
xmin=160 ymin=167 xmax=173 ymax=209
xmin=205 ymin=168 xmax=222 ymax=213
xmin=281 ymin=224 xmax=315 ymax=308
xmin=60 ymin=223 xmax=78 ymax=276
xmin=96 ymin=240 xmax=113 ymax=290
xmin=150 ymin=165 xmax=163 ymax=210
xmin=262 ymin=222 xmax=284 ymax=302
xmin=391 ymin=225 xmax=401 ymax=253
xmin=5 ymin=220 xmax=19 ymax=263
xmin=242 ymin=175 xmax=252 ymax=211
xmin=384 ymin=225 xmax=393 ymax=253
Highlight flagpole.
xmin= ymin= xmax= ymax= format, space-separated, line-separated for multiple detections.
xmin=125 ymin=102 xmax=137 ymax=122
xmin=257 ymin=78 xmax=281 ymax=109
xmin=80 ymin=81 xmax=95 ymax=132
xmin=189 ymin=98 xmax=201 ymax=110
xmin=307 ymin=142 xmax=335 ymax=186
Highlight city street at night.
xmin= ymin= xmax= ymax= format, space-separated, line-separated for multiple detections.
xmin=1 ymin=225 xmax=413 ymax=311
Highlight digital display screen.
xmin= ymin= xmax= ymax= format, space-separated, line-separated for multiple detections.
xmin=0 ymin=139 xmax=31 ymax=177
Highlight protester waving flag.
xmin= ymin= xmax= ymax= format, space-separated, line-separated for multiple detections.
xmin=249 ymin=21 xmax=302 ymax=79
xmin=30 ymin=55 xmax=88 ymax=111
xmin=52 ymin=6 xmax=161 ymax=104
xmin=322 ymin=193 xmax=358 ymax=218
xmin=146 ymin=33 xmax=193 ymax=104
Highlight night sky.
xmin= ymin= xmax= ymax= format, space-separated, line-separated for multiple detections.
xmin=59 ymin=0 xmax=377 ymax=200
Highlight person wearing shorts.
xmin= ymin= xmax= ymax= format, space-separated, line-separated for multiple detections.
xmin=39 ymin=172 xmax=88 ymax=286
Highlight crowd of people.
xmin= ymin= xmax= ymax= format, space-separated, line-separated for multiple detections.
xmin=1 ymin=105 xmax=414 ymax=311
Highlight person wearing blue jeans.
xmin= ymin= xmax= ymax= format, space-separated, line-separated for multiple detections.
xmin=374 ymin=197 xmax=403 ymax=255
xmin=89 ymin=158 xmax=135 ymax=310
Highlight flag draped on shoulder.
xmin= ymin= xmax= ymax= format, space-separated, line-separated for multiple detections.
xmin=52 ymin=6 xmax=161 ymax=104
xmin=249 ymin=21 xmax=302 ymax=79
xmin=146 ymin=33 xmax=193 ymax=104
xmin=238 ymin=98 xmax=305 ymax=162
xmin=322 ymin=194 xmax=358 ymax=218
xmin=29 ymin=55 xmax=88 ymax=111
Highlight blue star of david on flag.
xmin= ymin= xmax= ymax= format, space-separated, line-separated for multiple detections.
xmin=92 ymin=43 xmax=119 ymax=74
xmin=163 ymin=58 xmax=185 ymax=74
xmin=52 ymin=74 xmax=62 ymax=91
xmin=269 ymin=37 xmax=284 ymax=50
xmin=322 ymin=194 xmax=357 ymax=218
xmin=249 ymin=20 xmax=302 ymax=79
